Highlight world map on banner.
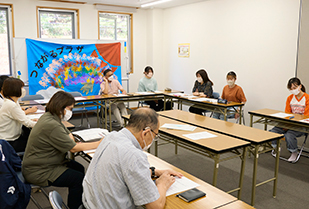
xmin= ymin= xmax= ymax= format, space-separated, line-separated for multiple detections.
xmin=26 ymin=39 xmax=121 ymax=95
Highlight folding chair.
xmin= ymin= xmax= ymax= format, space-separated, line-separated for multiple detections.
xmin=206 ymin=92 xmax=220 ymax=117
xmin=69 ymin=92 xmax=90 ymax=128
xmin=49 ymin=190 xmax=69 ymax=209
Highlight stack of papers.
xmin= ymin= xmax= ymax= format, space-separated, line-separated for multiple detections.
xmin=169 ymin=93 xmax=187 ymax=97
xmin=299 ymin=118 xmax=309 ymax=123
xmin=34 ymin=99 xmax=50 ymax=104
xmin=74 ymin=97 xmax=86 ymax=101
xmin=270 ymin=112 xmax=294 ymax=118
xmin=135 ymin=92 xmax=155 ymax=95
xmin=183 ymin=131 xmax=217 ymax=140
xmin=166 ymin=176 xmax=200 ymax=196
xmin=27 ymin=113 xmax=44 ymax=120
xmin=73 ymin=128 xmax=109 ymax=142
xmin=161 ymin=123 xmax=197 ymax=131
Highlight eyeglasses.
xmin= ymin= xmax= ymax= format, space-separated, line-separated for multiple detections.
xmin=144 ymin=127 xmax=160 ymax=141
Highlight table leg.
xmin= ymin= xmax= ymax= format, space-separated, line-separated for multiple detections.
xmin=251 ymin=144 xmax=259 ymax=206
xmin=155 ymin=140 xmax=158 ymax=156
xmin=224 ymin=108 xmax=227 ymax=121
xmin=238 ymin=146 xmax=247 ymax=199
xmin=164 ymin=96 xmax=166 ymax=110
xmin=109 ymin=101 xmax=112 ymax=131
xmin=250 ymin=114 xmax=253 ymax=127
xmin=213 ymin=154 xmax=220 ymax=186
xmin=239 ymin=106 xmax=243 ymax=125
xmin=96 ymin=105 xmax=99 ymax=128
xmin=273 ymin=138 xmax=281 ymax=198
xmin=104 ymin=102 xmax=107 ymax=129
xmin=175 ymin=139 xmax=178 ymax=155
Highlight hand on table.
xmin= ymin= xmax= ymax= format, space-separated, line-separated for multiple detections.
xmin=155 ymin=169 xmax=183 ymax=178
xmin=155 ymin=171 xmax=176 ymax=190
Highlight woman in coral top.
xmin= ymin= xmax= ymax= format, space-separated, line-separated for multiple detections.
xmin=270 ymin=77 xmax=309 ymax=162
xmin=213 ymin=71 xmax=246 ymax=120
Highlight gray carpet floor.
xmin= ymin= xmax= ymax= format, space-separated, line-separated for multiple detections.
xmin=26 ymin=113 xmax=309 ymax=209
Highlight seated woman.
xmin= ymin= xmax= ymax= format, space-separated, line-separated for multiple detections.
xmin=213 ymin=71 xmax=246 ymax=120
xmin=138 ymin=66 xmax=172 ymax=111
xmin=0 ymin=78 xmax=37 ymax=152
xmin=189 ymin=69 xmax=213 ymax=115
xmin=0 ymin=75 xmax=37 ymax=113
xmin=22 ymin=91 xmax=103 ymax=209
xmin=270 ymin=77 xmax=309 ymax=162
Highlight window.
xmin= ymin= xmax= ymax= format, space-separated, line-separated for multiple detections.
xmin=99 ymin=12 xmax=133 ymax=73
xmin=38 ymin=8 xmax=79 ymax=39
xmin=0 ymin=5 xmax=13 ymax=75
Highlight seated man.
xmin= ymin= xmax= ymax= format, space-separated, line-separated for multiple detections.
xmin=100 ymin=69 xmax=128 ymax=127
xmin=83 ymin=108 xmax=182 ymax=209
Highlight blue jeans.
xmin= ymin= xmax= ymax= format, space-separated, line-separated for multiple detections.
xmin=212 ymin=107 xmax=236 ymax=120
xmin=269 ymin=127 xmax=305 ymax=153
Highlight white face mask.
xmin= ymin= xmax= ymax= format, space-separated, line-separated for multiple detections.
xmin=142 ymin=129 xmax=155 ymax=151
xmin=290 ymin=87 xmax=300 ymax=96
xmin=63 ymin=109 xmax=72 ymax=121
xmin=21 ymin=88 xmax=26 ymax=98
xmin=197 ymin=77 xmax=203 ymax=83
xmin=146 ymin=72 xmax=153 ymax=78
xmin=227 ymin=80 xmax=235 ymax=86
xmin=108 ymin=75 xmax=114 ymax=81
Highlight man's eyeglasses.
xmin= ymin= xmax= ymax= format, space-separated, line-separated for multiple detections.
xmin=150 ymin=129 xmax=160 ymax=141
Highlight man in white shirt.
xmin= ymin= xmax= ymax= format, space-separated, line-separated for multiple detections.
xmin=83 ymin=108 xmax=182 ymax=209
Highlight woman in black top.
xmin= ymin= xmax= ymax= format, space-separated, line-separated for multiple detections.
xmin=189 ymin=69 xmax=213 ymax=115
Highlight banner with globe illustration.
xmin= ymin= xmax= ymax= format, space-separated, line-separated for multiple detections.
xmin=26 ymin=38 xmax=121 ymax=95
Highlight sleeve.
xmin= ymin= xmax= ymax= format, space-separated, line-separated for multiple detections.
xmin=192 ymin=81 xmax=198 ymax=93
xmin=116 ymin=80 xmax=123 ymax=91
xmin=48 ymin=125 xmax=76 ymax=153
xmin=237 ymin=86 xmax=247 ymax=103
xmin=123 ymin=154 xmax=160 ymax=206
xmin=100 ymin=82 xmax=106 ymax=94
xmin=138 ymin=79 xmax=145 ymax=92
xmin=10 ymin=104 xmax=36 ymax=128
xmin=285 ymin=95 xmax=293 ymax=113
xmin=204 ymin=81 xmax=213 ymax=97
xmin=154 ymin=79 xmax=158 ymax=91
xmin=221 ymin=86 xmax=226 ymax=99
xmin=304 ymin=94 xmax=309 ymax=116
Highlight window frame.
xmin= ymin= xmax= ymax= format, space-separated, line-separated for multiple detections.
xmin=37 ymin=6 xmax=80 ymax=39
xmin=0 ymin=4 xmax=14 ymax=76
xmin=98 ymin=11 xmax=133 ymax=74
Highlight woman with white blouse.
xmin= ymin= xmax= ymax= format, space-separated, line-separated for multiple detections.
xmin=0 ymin=78 xmax=37 ymax=152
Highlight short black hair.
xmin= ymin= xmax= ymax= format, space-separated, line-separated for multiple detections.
xmin=2 ymin=78 xmax=24 ymax=98
xmin=46 ymin=91 xmax=75 ymax=118
xmin=144 ymin=66 xmax=153 ymax=74
xmin=227 ymin=71 xmax=237 ymax=79
xmin=127 ymin=108 xmax=159 ymax=132
xmin=0 ymin=75 xmax=9 ymax=92
xmin=103 ymin=69 xmax=112 ymax=76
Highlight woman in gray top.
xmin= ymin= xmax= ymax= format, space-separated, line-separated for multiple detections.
xmin=189 ymin=69 xmax=214 ymax=115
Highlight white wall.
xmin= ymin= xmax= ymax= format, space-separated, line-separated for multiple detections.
xmin=159 ymin=0 xmax=300 ymax=123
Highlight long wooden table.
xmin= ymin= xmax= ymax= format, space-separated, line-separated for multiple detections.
xmin=84 ymin=148 xmax=254 ymax=209
xmin=163 ymin=93 xmax=245 ymax=124
xmin=123 ymin=114 xmax=250 ymax=199
xmin=157 ymin=109 xmax=283 ymax=206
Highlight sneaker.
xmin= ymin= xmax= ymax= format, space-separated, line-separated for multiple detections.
xmin=271 ymin=150 xmax=276 ymax=158
xmin=287 ymin=152 xmax=298 ymax=163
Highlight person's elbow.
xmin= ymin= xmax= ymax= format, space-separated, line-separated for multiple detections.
xmin=70 ymin=144 xmax=81 ymax=153
xmin=145 ymin=198 xmax=165 ymax=209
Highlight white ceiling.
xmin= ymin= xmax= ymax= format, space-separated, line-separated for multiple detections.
xmin=59 ymin=0 xmax=206 ymax=9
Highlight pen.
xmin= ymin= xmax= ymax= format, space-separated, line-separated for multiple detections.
xmin=289 ymin=116 xmax=294 ymax=119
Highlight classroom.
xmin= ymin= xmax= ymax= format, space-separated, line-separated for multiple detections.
xmin=0 ymin=0 xmax=308 ymax=209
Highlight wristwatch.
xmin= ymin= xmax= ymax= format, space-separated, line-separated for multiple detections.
xmin=150 ymin=166 xmax=155 ymax=177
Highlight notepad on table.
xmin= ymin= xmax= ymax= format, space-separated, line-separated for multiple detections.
xmin=166 ymin=176 xmax=200 ymax=196
xmin=161 ymin=123 xmax=196 ymax=131
xmin=72 ymin=128 xmax=109 ymax=142
xmin=34 ymin=99 xmax=50 ymax=104
xmin=74 ymin=97 xmax=86 ymax=101
xmin=27 ymin=113 xmax=44 ymax=120
xmin=35 ymin=109 xmax=45 ymax=114
xmin=183 ymin=131 xmax=217 ymax=140
xmin=135 ymin=92 xmax=155 ymax=95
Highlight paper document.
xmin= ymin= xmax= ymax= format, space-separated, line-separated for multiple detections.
xmin=169 ymin=93 xmax=187 ymax=97
xmin=35 ymin=109 xmax=45 ymax=114
xmin=113 ymin=94 xmax=128 ymax=97
xmin=270 ymin=112 xmax=294 ymax=118
xmin=34 ymin=99 xmax=50 ymax=104
xmin=161 ymin=123 xmax=196 ymax=131
xmin=166 ymin=176 xmax=200 ymax=196
xmin=74 ymin=97 xmax=86 ymax=101
xmin=27 ymin=113 xmax=44 ymax=120
xmin=183 ymin=131 xmax=217 ymax=140
xmin=135 ymin=92 xmax=155 ymax=95
xmin=299 ymin=118 xmax=309 ymax=123
xmin=154 ymin=91 xmax=163 ymax=93
xmin=191 ymin=98 xmax=218 ymax=103
xmin=73 ymin=128 xmax=109 ymax=141
xmin=84 ymin=149 xmax=97 ymax=154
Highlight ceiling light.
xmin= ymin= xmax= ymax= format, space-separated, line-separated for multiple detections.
xmin=141 ymin=0 xmax=172 ymax=8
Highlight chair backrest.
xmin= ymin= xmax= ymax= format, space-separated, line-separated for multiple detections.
xmin=49 ymin=191 xmax=67 ymax=209
xmin=21 ymin=94 xmax=44 ymax=101
xmin=212 ymin=92 xmax=220 ymax=99
xmin=69 ymin=92 xmax=82 ymax=97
